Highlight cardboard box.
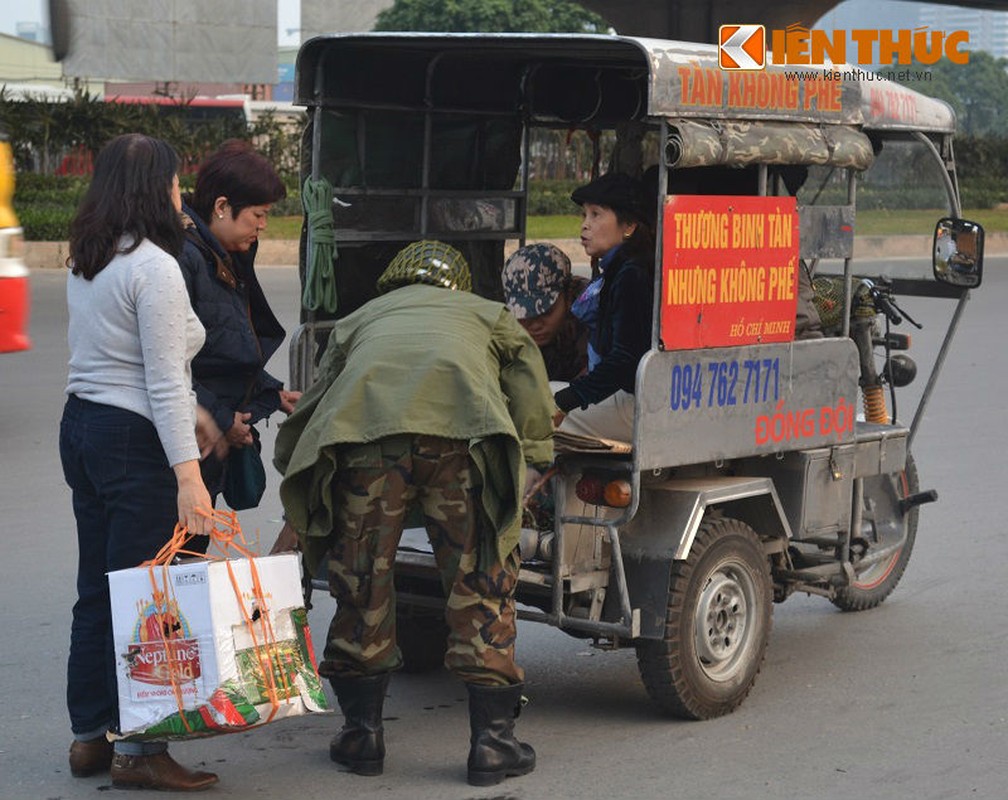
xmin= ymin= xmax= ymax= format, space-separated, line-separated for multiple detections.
xmin=109 ymin=553 xmax=328 ymax=740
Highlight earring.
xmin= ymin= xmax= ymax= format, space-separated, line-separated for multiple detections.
xmin=217 ymin=213 xmax=224 ymax=219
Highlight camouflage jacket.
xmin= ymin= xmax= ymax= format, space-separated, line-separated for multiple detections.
xmin=274 ymin=284 xmax=555 ymax=565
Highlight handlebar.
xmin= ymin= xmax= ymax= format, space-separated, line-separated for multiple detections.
xmin=860 ymin=279 xmax=922 ymax=329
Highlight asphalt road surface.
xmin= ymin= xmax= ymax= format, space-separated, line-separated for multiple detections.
xmin=1 ymin=260 xmax=1005 ymax=800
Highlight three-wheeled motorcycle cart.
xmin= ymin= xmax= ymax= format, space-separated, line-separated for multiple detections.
xmin=288 ymin=34 xmax=983 ymax=719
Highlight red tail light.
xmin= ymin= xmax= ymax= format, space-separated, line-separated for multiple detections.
xmin=575 ymin=475 xmax=631 ymax=508
xmin=575 ymin=476 xmax=604 ymax=504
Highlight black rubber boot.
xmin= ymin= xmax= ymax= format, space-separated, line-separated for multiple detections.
xmin=466 ymin=682 xmax=536 ymax=787
xmin=329 ymin=673 xmax=390 ymax=776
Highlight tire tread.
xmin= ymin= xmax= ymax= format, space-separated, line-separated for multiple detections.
xmin=636 ymin=517 xmax=772 ymax=720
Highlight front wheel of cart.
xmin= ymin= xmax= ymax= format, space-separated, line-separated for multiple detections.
xmin=636 ymin=516 xmax=773 ymax=720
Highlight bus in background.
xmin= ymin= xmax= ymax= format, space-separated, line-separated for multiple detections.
xmin=103 ymin=94 xmax=249 ymax=126
xmin=103 ymin=95 xmax=304 ymax=131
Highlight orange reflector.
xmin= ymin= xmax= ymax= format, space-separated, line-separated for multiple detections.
xmin=603 ymin=480 xmax=632 ymax=508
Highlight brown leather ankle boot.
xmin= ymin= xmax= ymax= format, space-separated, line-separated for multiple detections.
xmin=69 ymin=737 xmax=113 ymax=777
xmin=110 ymin=752 xmax=219 ymax=791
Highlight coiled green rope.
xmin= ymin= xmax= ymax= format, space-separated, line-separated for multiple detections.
xmin=301 ymin=176 xmax=338 ymax=313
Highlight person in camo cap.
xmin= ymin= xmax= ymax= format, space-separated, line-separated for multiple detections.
xmin=274 ymin=240 xmax=554 ymax=788
xmin=502 ymin=243 xmax=589 ymax=383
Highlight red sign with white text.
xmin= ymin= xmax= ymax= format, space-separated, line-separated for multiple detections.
xmin=661 ymin=195 xmax=799 ymax=350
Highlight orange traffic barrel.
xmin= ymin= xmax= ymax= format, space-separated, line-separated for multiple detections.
xmin=0 ymin=261 xmax=31 ymax=353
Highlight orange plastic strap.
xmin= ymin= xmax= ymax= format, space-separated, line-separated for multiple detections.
xmin=144 ymin=564 xmax=193 ymax=732
xmin=224 ymin=558 xmax=289 ymax=724
xmin=141 ymin=508 xmax=253 ymax=567
xmin=141 ymin=510 xmax=289 ymax=731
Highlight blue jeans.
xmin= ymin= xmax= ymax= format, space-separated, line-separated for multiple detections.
xmin=59 ymin=395 xmax=184 ymax=740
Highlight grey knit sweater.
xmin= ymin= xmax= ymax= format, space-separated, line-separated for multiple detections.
xmin=65 ymin=238 xmax=205 ymax=466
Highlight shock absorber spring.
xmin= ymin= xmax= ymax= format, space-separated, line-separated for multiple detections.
xmin=862 ymin=384 xmax=888 ymax=423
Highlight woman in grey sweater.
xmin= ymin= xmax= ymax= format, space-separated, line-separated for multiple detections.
xmin=59 ymin=134 xmax=218 ymax=791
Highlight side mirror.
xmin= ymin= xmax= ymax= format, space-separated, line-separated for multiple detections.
xmin=933 ymin=217 xmax=983 ymax=288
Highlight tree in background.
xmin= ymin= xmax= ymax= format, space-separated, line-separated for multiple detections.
xmin=374 ymin=0 xmax=608 ymax=33
xmin=889 ymin=50 xmax=1008 ymax=138
xmin=886 ymin=51 xmax=1008 ymax=207
xmin=3 ymin=90 xmax=304 ymax=240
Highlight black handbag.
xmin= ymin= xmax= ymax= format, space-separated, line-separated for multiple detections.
xmin=222 ymin=425 xmax=266 ymax=511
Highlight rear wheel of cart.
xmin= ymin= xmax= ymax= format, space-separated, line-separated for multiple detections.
xmin=636 ymin=516 xmax=773 ymax=720
xmin=831 ymin=451 xmax=919 ymax=612
xmin=396 ymin=604 xmax=449 ymax=673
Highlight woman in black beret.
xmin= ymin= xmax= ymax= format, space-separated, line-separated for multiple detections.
xmin=553 ymin=172 xmax=655 ymax=442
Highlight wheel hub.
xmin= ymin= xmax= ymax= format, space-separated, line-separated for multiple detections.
xmin=694 ymin=570 xmax=750 ymax=675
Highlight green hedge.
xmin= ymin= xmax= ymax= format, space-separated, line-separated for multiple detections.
xmin=18 ymin=206 xmax=72 ymax=241
xmin=527 ymin=180 xmax=582 ymax=215
xmin=271 ymin=188 xmax=303 ymax=217
xmin=13 ymin=173 xmax=302 ymax=241
xmin=14 ymin=167 xmax=1005 ymax=241
xmin=14 ymin=174 xmax=83 ymax=240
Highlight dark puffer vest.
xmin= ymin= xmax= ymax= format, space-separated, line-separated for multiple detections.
xmin=177 ymin=203 xmax=285 ymax=435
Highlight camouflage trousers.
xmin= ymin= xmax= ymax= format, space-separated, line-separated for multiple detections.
xmin=319 ymin=434 xmax=523 ymax=687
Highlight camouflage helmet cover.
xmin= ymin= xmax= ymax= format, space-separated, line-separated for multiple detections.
xmin=502 ymin=243 xmax=572 ymax=320
xmin=376 ymin=240 xmax=472 ymax=294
